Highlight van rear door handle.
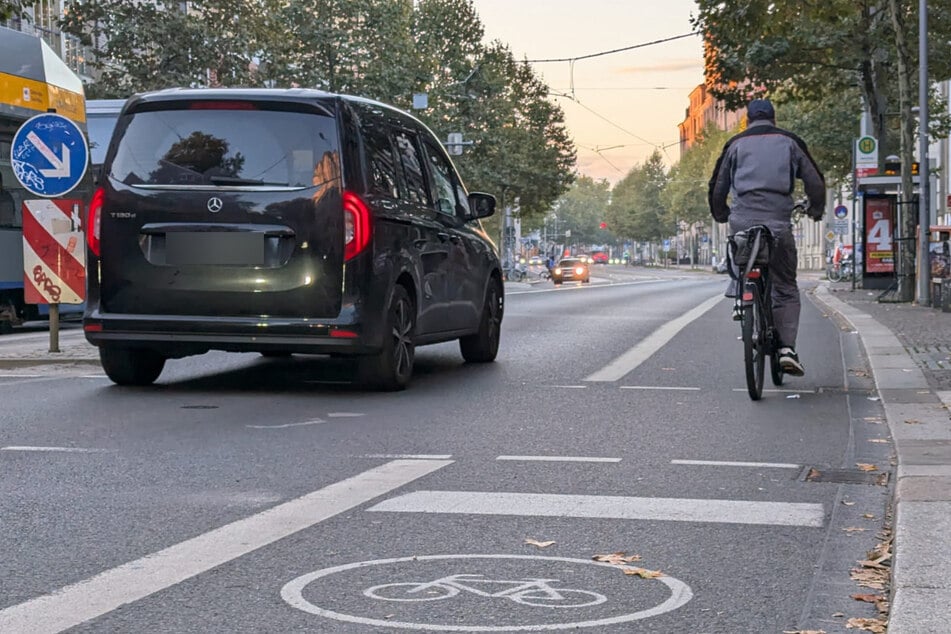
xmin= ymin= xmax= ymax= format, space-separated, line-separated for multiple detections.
xmin=414 ymin=239 xmax=428 ymax=249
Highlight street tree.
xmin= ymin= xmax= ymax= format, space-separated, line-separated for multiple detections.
xmin=550 ymin=176 xmax=612 ymax=246
xmin=608 ymin=150 xmax=672 ymax=249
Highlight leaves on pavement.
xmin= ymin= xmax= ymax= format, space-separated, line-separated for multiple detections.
xmin=856 ymin=463 xmax=877 ymax=471
xmin=592 ymin=552 xmax=641 ymax=565
xmin=622 ymin=566 xmax=663 ymax=578
xmin=904 ymin=418 xmax=922 ymax=424
xmin=524 ymin=538 xmax=556 ymax=548
xmin=783 ymin=630 xmax=827 ymax=634
xmin=845 ymin=617 xmax=887 ymax=632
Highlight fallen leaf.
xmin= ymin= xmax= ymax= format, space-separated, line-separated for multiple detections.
xmin=661 ymin=367 xmax=676 ymax=371
xmin=904 ymin=418 xmax=922 ymax=424
xmin=622 ymin=566 xmax=663 ymax=578
xmin=868 ymin=438 xmax=888 ymax=443
xmin=845 ymin=616 xmax=887 ymax=633
xmin=867 ymin=396 xmax=881 ymax=401
xmin=843 ymin=527 xmax=868 ymax=533
xmin=806 ymin=468 xmax=822 ymax=481
xmin=849 ymin=368 xmax=870 ymax=378
xmin=592 ymin=552 xmax=641 ymax=565
xmin=863 ymin=513 xmax=876 ymax=520
xmin=852 ymin=594 xmax=884 ymax=603
xmin=850 ymin=567 xmax=888 ymax=589
xmin=525 ymin=538 xmax=556 ymax=548
xmin=842 ymin=501 xmax=856 ymax=506
xmin=856 ymin=463 xmax=877 ymax=471
xmin=832 ymin=612 xmax=846 ymax=617
xmin=863 ymin=417 xmax=884 ymax=422
xmin=783 ymin=630 xmax=827 ymax=634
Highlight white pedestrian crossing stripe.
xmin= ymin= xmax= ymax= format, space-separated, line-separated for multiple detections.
xmin=368 ymin=490 xmax=825 ymax=528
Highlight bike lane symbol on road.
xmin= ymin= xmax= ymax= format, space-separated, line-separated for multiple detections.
xmin=281 ymin=554 xmax=693 ymax=631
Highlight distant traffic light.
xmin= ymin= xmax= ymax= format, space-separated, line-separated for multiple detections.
xmin=599 ymin=222 xmax=607 ymax=229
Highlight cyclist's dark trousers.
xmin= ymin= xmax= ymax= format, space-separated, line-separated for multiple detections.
xmin=766 ymin=230 xmax=801 ymax=348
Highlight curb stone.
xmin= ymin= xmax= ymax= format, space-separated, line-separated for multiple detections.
xmin=812 ymin=284 xmax=951 ymax=634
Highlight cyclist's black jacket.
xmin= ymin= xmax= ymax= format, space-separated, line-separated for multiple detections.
xmin=708 ymin=120 xmax=826 ymax=234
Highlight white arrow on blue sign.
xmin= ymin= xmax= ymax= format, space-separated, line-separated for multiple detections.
xmin=11 ymin=113 xmax=89 ymax=198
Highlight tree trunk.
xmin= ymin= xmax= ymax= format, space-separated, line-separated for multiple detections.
xmin=889 ymin=0 xmax=917 ymax=302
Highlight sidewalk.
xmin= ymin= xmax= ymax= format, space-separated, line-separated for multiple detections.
xmin=812 ymin=281 xmax=951 ymax=634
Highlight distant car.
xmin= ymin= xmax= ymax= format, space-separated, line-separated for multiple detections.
xmin=591 ymin=252 xmax=609 ymax=264
xmin=551 ymin=258 xmax=590 ymax=285
xmin=529 ymin=255 xmax=543 ymax=266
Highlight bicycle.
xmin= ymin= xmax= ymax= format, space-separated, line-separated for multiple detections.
xmin=827 ymin=257 xmax=854 ymax=282
xmin=363 ymin=573 xmax=607 ymax=608
xmin=728 ymin=200 xmax=807 ymax=400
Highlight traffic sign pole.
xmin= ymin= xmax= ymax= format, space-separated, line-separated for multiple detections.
xmin=12 ymin=112 xmax=89 ymax=352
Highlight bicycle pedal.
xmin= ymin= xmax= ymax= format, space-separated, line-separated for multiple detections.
xmin=732 ymin=307 xmax=743 ymax=321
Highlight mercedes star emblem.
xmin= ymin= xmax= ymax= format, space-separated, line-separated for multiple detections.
xmin=207 ymin=197 xmax=223 ymax=213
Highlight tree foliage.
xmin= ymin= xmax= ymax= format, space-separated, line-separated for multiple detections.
xmin=607 ymin=150 xmax=671 ymax=243
xmin=59 ymin=0 xmax=575 ymax=229
xmin=551 ymin=176 xmax=611 ymax=245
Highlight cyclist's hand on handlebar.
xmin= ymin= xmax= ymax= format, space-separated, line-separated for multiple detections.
xmin=807 ymin=205 xmax=824 ymax=222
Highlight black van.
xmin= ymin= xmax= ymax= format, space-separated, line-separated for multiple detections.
xmin=84 ymin=88 xmax=502 ymax=390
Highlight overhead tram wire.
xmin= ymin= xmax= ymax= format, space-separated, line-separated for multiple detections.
xmin=535 ymin=32 xmax=699 ymax=168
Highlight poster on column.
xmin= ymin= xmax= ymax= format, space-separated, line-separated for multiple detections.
xmin=864 ymin=197 xmax=894 ymax=274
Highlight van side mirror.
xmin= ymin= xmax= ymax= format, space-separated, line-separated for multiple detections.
xmin=468 ymin=192 xmax=496 ymax=219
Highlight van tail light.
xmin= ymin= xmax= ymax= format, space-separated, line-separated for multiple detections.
xmin=87 ymin=187 xmax=104 ymax=257
xmin=343 ymin=191 xmax=371 ymax=261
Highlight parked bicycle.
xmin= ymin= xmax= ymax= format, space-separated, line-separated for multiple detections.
xmin=728 ymin=200 xmax=807 ymax=400
xmin=827 ymin=256 xmax=854 ymax=282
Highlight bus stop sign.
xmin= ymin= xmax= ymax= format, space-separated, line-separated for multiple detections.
xmin=11 ymin=113 xmax=89 ymax=197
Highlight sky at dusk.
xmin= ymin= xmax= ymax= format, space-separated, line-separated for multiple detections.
xmin=470 ymin=0 xmax=706 ymax=184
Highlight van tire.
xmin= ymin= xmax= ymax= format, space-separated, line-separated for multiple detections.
xmin=100 ymin=346 xmax=166 ymax=386
xmin=359 ymin=285 xmax=415 ymax=391
xmin=460 ymin=279 xmax=502 ymax=363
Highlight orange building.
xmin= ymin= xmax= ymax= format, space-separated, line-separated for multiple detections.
xmin=677 ymin=83 xmax=743 ymax=158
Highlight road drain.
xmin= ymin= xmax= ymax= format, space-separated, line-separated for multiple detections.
xmin=802 ymin=467 xmax=889 ymax=485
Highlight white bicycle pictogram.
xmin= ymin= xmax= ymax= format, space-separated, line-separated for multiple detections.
xmin=364 ymin=573 xmax=607 ymax=608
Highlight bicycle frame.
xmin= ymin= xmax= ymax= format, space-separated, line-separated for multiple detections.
xmin=729 ymin=226 xmax=783 ymax=400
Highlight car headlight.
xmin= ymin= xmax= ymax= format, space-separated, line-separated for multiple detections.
xmin=575 ymin=267 xmax=584 ymax=275
xmin=554 ymin=268 xmax=562 ymax=275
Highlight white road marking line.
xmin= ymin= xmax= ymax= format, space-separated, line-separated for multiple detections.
xmin=327 ymin=412 xmax=365 ymax=418
xmin=542 ymin=384 xmax=588 ymax=389
xmin=246 ymin=419 xmax=324 ymax=429
xmin=620 ymin=386 xmax=701 ymax=391
xmin=0 ymin=374 xmax=45 ymax=378
xmin=584 ymin=294 xmax=722 ymax=382
xmin=0 ymin=459 xmax=452 ymax=634
xmin=496 ymin=455 xmax=621 ymax=463
xmin=505 ymin=279 xmax=668 ymax=295
xmin=731 ymin=388 xmax=813 ymax=394
xmin=671 ymin=459 xmax=800 ymax=469
xmin=363 ymin=453 xmax=453 ymax=460
xmin=1 ymin=446 xmax=109 ymax=453
xmin=369 ymin=490 xmax=825 ymax=528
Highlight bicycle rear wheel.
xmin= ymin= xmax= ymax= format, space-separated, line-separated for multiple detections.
xmin=741 ymin=286 xmax=765 ymax=400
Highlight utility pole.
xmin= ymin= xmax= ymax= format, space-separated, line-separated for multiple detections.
xmin=916 ymin=0 xmax=931 ymax=305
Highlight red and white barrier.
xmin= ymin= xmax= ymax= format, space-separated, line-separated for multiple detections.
xmin=21 ymin=198 xmax=85 ymax=304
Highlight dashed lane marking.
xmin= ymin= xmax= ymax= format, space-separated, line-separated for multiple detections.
xmin=0 ymin=459 xmax=453 ymax=634
xmin=368 ymin=490 xmax=825 ymax=528
xmin=671 ymin=459 xmax=800 ymax=469
xmin=363 ymin=454 xmax=454 ymax=460
xmin=496 ymin=456 xmax=621 ymax=463
xmin=619 ymin=386 xmax=701 ymax=391
xmin=584 ymin=294 xmax=722 ymax=382
xmin=246 ymin=419 xmax=325 ymax=429
xmin=1 ymin=446 xmax=110 ymax=453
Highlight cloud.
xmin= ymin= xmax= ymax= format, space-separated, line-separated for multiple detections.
xmin=616 ymin=60 xmax=702 ymax=74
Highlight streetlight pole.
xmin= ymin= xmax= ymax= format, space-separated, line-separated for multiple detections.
xmin=916 ymin=0 xmax=931 ymax=305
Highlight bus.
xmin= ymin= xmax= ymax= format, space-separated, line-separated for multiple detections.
xmin=0 ymin=27 xmax=122 ymax=333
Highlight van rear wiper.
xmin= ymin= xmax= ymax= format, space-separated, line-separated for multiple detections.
xmin=208 ymin=176 xmax=289 ymax=186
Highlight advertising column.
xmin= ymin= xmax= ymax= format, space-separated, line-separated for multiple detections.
xmin=864 ymin=196 xmax=895 ymax=278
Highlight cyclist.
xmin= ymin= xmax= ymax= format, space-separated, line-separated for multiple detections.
xmin=708 ymin=98 xmax=826 ymax=376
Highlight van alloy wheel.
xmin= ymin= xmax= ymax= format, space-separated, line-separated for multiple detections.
xmin=460 ymin=279 xmax=502 ymax=363
xmin=359 ymin=286 xmax=415 ymax=391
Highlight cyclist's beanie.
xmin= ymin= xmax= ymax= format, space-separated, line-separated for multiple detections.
xmin=747 ymin=99 xmax=775 ymax=122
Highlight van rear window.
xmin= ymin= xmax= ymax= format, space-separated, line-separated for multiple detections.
xmin=109 ymin=106 xmax=339 ymax=189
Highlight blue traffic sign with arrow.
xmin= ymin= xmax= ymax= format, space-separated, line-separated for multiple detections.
xmin=11 ymin=113 xmax=89 ymax=198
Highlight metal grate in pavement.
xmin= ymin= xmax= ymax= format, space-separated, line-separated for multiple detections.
xmin=907 ymin=345 xmax=951 ymax=371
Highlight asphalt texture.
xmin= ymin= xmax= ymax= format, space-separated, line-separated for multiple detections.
xmin=0 ymin=274 xmax=951 ymax=634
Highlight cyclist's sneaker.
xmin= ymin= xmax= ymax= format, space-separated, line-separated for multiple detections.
xmin=724 ymin=279 xmax=738 ymax=298
xmin=778 ymin=347 xmax=805 ymax=376
xmin=732 ymin=305 xmax=743 ymax=321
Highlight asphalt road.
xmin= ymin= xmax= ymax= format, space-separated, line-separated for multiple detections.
xmin=0 ymin=266 xmax=893 ymax=633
